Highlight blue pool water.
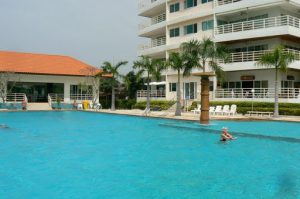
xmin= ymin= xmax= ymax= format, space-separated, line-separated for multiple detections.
xmin=0 ymin=111 xmax=299 ymax=199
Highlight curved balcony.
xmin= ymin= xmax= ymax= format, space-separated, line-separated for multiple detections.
xmin=138 ymin=0 xmax=166 ymax=17
xmin=138 ymin=13 xmax=166 ymax=37
xmin=138 ymin=37 xmax=166 ymax=57
xmin=214 ymin=0 xmax=287 ymax=15
xmin=214 ymin=15 xmax=300 ymax=42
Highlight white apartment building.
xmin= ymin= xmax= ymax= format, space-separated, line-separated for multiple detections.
xmin=137 ymin=0 xmax=300 ymax=103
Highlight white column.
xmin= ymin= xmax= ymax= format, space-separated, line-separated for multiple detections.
xmin=64 ymin=83 xmax=71 ymax=103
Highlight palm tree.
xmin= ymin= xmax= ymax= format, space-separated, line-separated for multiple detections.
xmin=102 ymin=61 xmax=128 ymax=111
xmin=181 ymin=38 xmax=229 ymax=123
xmin=123 ymin=70 xmax=144 ymax=99
xmin=256 ymin=46 xmax=295 ymax=117
xmin=166 ymin=52 xmax=194 ymax=116
xmin=133 ymin=56 xmax=164 ymax=111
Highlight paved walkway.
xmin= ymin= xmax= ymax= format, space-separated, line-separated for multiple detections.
xmin=87 ymin=109 xmax=300 ymax=122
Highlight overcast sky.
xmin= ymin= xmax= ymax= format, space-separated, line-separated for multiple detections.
xmin=0 ymin=0 xmax=144 ymax=74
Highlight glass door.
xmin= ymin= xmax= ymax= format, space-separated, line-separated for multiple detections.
xmin=184 ymin=82 xmax=197 ymax=100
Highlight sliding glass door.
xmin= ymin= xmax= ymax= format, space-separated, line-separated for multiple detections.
xmin=183 ymin=82 xmax=197 ymax=100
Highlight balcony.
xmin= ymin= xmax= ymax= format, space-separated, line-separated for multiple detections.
xmin=214 ymin=15 xmax=300 ymax=42
xmin=138 ymin=13 xmax=166 ymax=37
xmin=214 ymin=0 xmax=287 ymax=15
xmin=214 ymin=88 xmax=300 ymax=103
xmin=219 ymin=49 xmax=300 ymax=63
xmin=138 ymin=0 xmax=166 ymax=17
xmin=138 ymin=37 xmax=166 ymax=57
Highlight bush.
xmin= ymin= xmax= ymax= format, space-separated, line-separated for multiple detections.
xmin=99 ymin=99 xmax=137 ymax=110
xmin=189 ymin=101 xmax=300 ymax=116
xmin=133 ymin=100 xmax=175 ymax=110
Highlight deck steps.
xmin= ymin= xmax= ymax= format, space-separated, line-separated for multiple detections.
xmin=27 ymin=103 xmax=52 ymax=111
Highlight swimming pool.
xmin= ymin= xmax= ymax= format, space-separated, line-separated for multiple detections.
xmin=0 ymin=111 xmax=299 ymax=198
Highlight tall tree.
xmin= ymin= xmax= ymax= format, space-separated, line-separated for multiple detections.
xmin=0 ymin=72 xmax=18 ymax=103
xmin=166 ymin=52 xmax=194 ymax=116
xmin=181 ymin=38 xmax=229 ymax=123
xmin=102 ymin=61 xmax=128 ymax=111
xmin=256 ymin=46 xmax=295 ymax=117
xmin=133 ymin=56 xmax=164 ymax=111
xmin=123 ymin=71 xmax=144 ymax=99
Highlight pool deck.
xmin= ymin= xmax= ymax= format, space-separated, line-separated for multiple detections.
xmin=87 ymin=109 xmax=300 ymax=123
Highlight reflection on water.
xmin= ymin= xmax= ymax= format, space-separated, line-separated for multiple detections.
xmin=275 ymin=169 xmax=299 ymax=198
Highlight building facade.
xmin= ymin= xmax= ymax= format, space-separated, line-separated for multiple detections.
xmin=137 ymin=0 xmax=300 ymax=103
xmin=0 ymin=51 xmax=103 ymax=105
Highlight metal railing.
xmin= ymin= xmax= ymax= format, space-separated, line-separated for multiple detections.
xmin=215 ymin=15 xmax=300 ymax=35
xmin=139 ymin=37 xmax=166 ymax=50
xmin=4 ymin=93 xmax=27 ymax=103
xmin=215 ymin=0 xmax=242 ymax=6
xmin=215 ymin=88 xmax=300 ymax=99
xmin=48 ymin=93 xmax=64 ymax=106
xmin=70 ymin=94 xmax=93 ymax=101
xmin=137 ymin=90 xmax=166 ymax=98
xmin=138 ymin=13 xmax=166 ymax=30
xmin=219 ymin=48 xmax=300 ymax=63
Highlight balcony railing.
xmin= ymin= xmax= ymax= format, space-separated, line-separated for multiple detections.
xmin=214 ymin=0 xmax=242 ymax=6
xmin=215 ymin=88 xmax=300 ymax=99
xmin=219 ymin=49 xmax=300 ymax=63
xmin=4 ymin=93 xmax=27 ymax=103
xmin=70 ymin=94 xmax=93 ymax=101
xmin=215 ymin=15 xmax=300 ymax=35
xmin=138 ymin=13 xmax=166 ymax=30
xmin=139 ymin=37 xmax=166 ymax=50
xmin=137 ymin=90 xmax=166 ymax=98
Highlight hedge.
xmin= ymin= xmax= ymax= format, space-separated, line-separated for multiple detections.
xmin=133 ymin=100 xmax=175 ymax=110
xmin=190 ymin=101 xmax=300 ymax=116
xmin=99 ymin=99 xmax=137 ymax=110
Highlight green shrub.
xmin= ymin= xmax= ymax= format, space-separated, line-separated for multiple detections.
xmin=99 ymin=99 xmax=137 ymax=109
xmin=189 ymin=101 xmax=300 ymax=116
xmin=133 ymin=100 xmax=175 ymax=110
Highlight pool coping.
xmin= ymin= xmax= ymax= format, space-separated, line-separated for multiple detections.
xmin=1 ymin=109 xmax=300 ymax=123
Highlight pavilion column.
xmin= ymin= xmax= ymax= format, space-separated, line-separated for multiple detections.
xmin=64 ymin=83 xmax=70 ymax=103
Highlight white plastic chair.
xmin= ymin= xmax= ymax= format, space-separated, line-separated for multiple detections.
xmin=192 ymin=104 xmax=201 ymax=114
xmin=214 ymin=105 xmax=223 ymax=115
xmin=77 ymin=103 xmax=83 ymax=110
xmin=222 ymin=105 xmax=230 ymax=115
xmin=89 ymin=102 xmax=93 ymax=109
xmin=95 ymin=103 xmax=102 ymax=110
xmin=229 ymin=104 xmax=237 ymax=116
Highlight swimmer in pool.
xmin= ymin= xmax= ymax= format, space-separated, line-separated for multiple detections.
xmin=220 ymin=127 xmax=235 ymax=141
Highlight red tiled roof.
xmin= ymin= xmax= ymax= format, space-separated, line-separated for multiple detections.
xmin=0 ymin=51 xmax=102 ymax=76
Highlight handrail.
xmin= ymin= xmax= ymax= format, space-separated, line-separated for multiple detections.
xmin=215 ymin=0 xmax=242 ymax=6
xmin=4 ymin=93 xmax=27 ymax=103
xmin=215 ymin=88 xmax=300 ymax=99
xmin=219 ymin=48 xmax=300 ymax=63
xmin=215 ymin=15 xmax=300 ymax=35
xmin=139 ymin=37 xmax=166 ymax=50
xmin=137 ymin=90 xmax=166 ymax=98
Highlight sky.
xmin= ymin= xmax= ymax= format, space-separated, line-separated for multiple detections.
xmin=0 ymin=0 xmax=144 ymax=74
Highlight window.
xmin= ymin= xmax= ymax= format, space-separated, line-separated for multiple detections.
xmin=202 ymin=20 xmax=214 ymax=31
xmin=184 ymin=0 xmax=197 ymax=8
xmin=170 ymin=28 xmax=180 ymax=37
xmin=184 ymin=24 xmax=197 ymax=35
xmin=169 ymin=83 xmax=177 ymax=92
xmin=201 ymin=0 xmax=212 ymax=3
xmin=170 ymin=3 xmax=180 ymax=13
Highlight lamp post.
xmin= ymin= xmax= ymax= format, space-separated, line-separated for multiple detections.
xmin=251 ymin=89 xmax=255 ymax=112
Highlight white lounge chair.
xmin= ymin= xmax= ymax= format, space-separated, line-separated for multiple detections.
xmin=192 ymin=104 xmax=201 ymax=114
xmin=209 ymin=106 xmax=215 ymax=115
xmin=228 ymin=104 xmax=237 ymax=116
xmin=214 ymin=105 xmax=223 ymax=115
xmin=222 ymin=105 xmax=230 ymax=115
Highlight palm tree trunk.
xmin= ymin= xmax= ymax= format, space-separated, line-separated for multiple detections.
xmin=200 ymin=75 xmax=210 ymax=124
xmin=111 ymin=87 xmax=115 ymax=111
xmin=274 ymin=67 xmax=279 ymax=117
xmin=146 ymin=72 xmax=150 ymax=110
xmin=175 ymin=70 xmax=181 ymax=116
